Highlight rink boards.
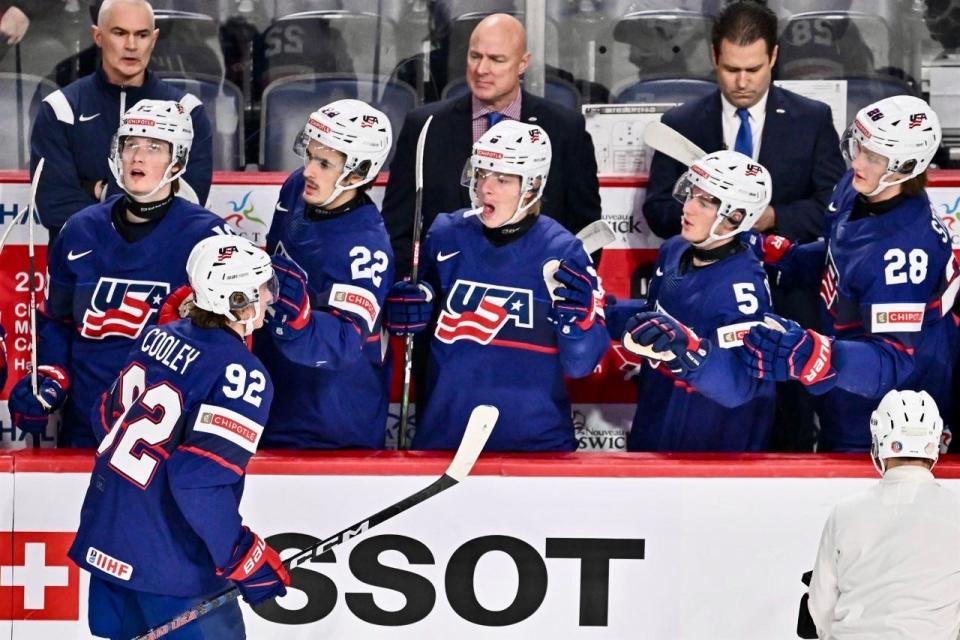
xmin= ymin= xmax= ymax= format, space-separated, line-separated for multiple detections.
xmin=0 ymin=452 xmax=958 ymax=639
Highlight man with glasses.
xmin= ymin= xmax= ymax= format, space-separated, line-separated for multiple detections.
xmin=8 ymin=99 xmax=228 ymax=448
xmin=29 ymin=0 xmax=213 ymax=243
xmin=252 ymin=99 xmax=396 ymax=450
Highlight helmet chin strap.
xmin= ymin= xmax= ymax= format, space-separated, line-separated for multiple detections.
xmin=227 ymin=300 xmax=264 ymax=338
xmin=316 ymin=168 xmax=364 ymax=208
xmin=119 ymin=159 xmax=182 ymax=203
xmin=690 ymin=217 xmax=737 ymax=249
xmin=863 ymin=171 xmax=910 ymax=198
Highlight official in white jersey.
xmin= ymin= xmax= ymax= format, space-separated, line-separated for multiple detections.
xmin=803 ymin=390 xmax=960 ymax=640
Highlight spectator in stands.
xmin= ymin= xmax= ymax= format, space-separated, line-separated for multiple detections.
xmin=383 ymin=12 xmax=601 ymax=277
xmin=29 ymin=0 xmax=213 ymax=243
xmin=642 ymin=0 xmax=845 ymax=451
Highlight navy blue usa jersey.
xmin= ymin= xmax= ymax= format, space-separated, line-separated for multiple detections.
xmin=413 ymin=211 xmax=608 ymax=452
xmin=254 ymin=168 xmax=394 ymax=449
xmin=814 ymin=171 xmax=960 ymax=450
xmin=42 ymin=196 xmax=230 ymax=446
xmin=69 ymin=321 xmax=273 ymax=597
xmin=623 ymin=236 xmax=775 ymax=451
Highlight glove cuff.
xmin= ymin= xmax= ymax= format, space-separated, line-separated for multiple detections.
xmin=37 ymin=365 xmax=71 ymax=392
xmin=796 ymin=330 xmax=836 ymax=386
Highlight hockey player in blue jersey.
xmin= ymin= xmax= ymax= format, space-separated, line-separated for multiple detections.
xmin=385 ymin=120 xmax=608 ymax=451
xmin=69 ymin=235 xmax=289 ymax=639
xmin=610 ymin=150 xmax=776 ymax=451
xmin=741 ymin=96 xmax=960 ymax=451
xmin=253 ymin=99 xmax=395 ymax=448
xmin=7 ymin=99 xmax=230 ymax=448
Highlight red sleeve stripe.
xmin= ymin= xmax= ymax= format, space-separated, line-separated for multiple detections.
xmin=178 ymin=445 xmax=244 ymax=476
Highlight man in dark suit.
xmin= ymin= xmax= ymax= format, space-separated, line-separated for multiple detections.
xmin=382 ymin=12 xmax=601 ymax=277
xmin=643 ymin=0 xmax=845 ymax=451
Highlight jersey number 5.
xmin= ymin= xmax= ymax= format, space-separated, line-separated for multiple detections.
xmin=97 ymin=364 xmax=184 ymax=489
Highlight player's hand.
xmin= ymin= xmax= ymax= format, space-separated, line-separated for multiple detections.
xmin=0 ymin=6 xmax=29 ymax=46
xmin=219 ymin=526 xmax=290 ymax=607
xmin=738 ymin=313 xmax=836 ymax=388
xmin=9 ymin=366 xmax=70 ymax=435
xmin=622 ymin=311 xmax=709 ymax=378
xmin=744 ymin=231 xmax=793 ymax=264
xmin=385 ymin=279 xmax=434 ymax=335
xmin=545 ymin=260 xmax=603 ymax=336
xmin=0 ymin=324 xmax=8 ymax=391
xmin=266 ymin=254 xmax=311 ymax=340
xmin=602 ymin=295 xmax=649 ymax=342
xmin=158 ymin=285 xmax=195 ymax=324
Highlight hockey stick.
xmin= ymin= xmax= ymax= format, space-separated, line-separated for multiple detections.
xmin=131 ymin=404 xmax=498 ymax=640
xmin=15 ymin=43 xmax=25 ymax=168
xmin=398 ymin=114 xmax=434 ymax=450
xmin=27 ymin=158 xmax=44 ymax=448
xmin=642 ymin=121 xmax=706 ymax=167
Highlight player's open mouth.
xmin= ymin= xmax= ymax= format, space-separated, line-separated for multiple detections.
xmin=130 ymin=169 xmax=145 ymax=178
xmin=482 ymin=203 xmax=496 ymax=218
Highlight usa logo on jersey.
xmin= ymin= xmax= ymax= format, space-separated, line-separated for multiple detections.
xmin=820 ymin=248 xmax=840 ymax=311
xmin=435 ymin=280 xmax=532 ymax=345
xmin=80 ymin=278 xmax=170 ymax=340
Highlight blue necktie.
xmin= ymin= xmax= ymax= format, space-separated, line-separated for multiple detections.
xmin=486 ymin=111 xmax=505 ymax=130
xmin=734 ymin=108 xmax=753 ymax=157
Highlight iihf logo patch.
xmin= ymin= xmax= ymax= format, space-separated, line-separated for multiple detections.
xmin=745 ymin=164 xmax=761 ymax=177
xmin=361 ymin=115 xmax=379 ymax=128
xmin=435 ymin=280 xmax=532 ymax=345
xmin=81 ymin=278 xmax=170 ymax=340
xmin=909 ymin=113 xmax=927 ymax=129
xmin=891 ymin=441 xmax=903 ymax=452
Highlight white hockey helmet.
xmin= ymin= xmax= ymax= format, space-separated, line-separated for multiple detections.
xmin=869 ymin=389 xmax=944 ymax=475
xmin=187 ymin=235 xmax=277 ymax=336
xmin=293 ymin=99 xmax=392 ymax=207
xmin=673 ymin=150 xmax=772 ymax=247
xmin=462 ymin=120 xmax=552 ymax=227
xmin=108 ymin=99 xmax=194 ymax=202
xmin=841 ymin=95 xmax=942 ymax=197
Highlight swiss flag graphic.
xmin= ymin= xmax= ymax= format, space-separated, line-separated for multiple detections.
xmin=0 ymin=532 xmax=80 ymax=620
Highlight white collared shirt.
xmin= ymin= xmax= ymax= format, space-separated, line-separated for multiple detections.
xmin=720 ymin=90 xmax=768 ymax=160
xmin=807 ymin=465 xmax=960 ymax=640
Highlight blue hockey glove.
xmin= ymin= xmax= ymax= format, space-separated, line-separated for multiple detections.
xmin=266 ymin=254 xmax=311 ymax=340
xmin=545 ymin=260 xmax=602 ymax=336
xmin=0 ymin=324 xmax=7 ymax=390
xmin=622 ymin=311 xmax=709 ymax=378
xmin=384 ymin=279 xmax=434 ymax=335
xmin=218 ymin=527 xmax=290 ymax=607
xmin=738 ymin=313 xmax=836 ymax=388
xmin=9 ymin=366 xmax=70 ymax=434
